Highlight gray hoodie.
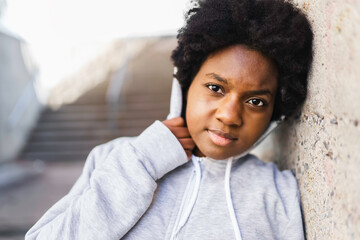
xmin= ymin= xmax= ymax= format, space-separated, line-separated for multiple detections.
xmin=25 ymin=79 xmax=304 ymax=240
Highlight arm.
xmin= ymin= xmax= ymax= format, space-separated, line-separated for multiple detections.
xmin=25 ymin=120 xmax=189 ymax=240
xmin=280 ymin=189 xmax=305 ymax=240
xmin=277 ymin=170 xmax=305 ymax=240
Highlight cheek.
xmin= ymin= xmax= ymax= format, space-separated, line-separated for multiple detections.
xmin=248 ymin=108 xmax=274 ymax=138
xmin=185 ymin=95 xmax=200 ymax=130
xmin=185 ymin=89 xmax=209 ymax=132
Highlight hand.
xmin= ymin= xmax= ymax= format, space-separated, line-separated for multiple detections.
xmin=162 ymin=117 xmax=195 ymax=160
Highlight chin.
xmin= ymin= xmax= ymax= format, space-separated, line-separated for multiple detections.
xmin=199 ymin=148 xmax=235 ymax=160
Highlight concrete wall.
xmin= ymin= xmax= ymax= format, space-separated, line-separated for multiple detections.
xmin=273 ymin=0 xmax=360 ymax=239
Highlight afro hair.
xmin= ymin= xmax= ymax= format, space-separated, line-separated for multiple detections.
xmin=171 ymin=0 xmax=313 ymax=120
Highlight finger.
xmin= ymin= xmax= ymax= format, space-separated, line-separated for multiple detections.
xmin=179 ymin=138 xmax=195 ymax=151
xmin=169 ymin=126 xmax=191 ymax=138
xmin=163 ymin=117 xmax=185 ymax=127
xmin=185 ymin=150 xmax=193 ymax=160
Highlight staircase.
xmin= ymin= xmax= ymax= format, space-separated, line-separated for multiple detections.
xmin=20 ymin=37 xmax=176 ymax=162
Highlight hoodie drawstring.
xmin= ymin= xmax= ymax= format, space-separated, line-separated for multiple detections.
xmin=225 ymin=157 xmax=242 ymax=240
xmin=170 ymin=157 xmax=202 ymax=240
xmin=171 ymin=156 xmax=243 ymax=240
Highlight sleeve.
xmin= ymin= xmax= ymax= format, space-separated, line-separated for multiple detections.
xmin=278 ymin=171 xmax=305 ymax=240
xmin=25 ymin=120 xmax=188 ymax=240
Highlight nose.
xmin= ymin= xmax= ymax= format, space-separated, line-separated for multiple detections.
xmin=215 ymin=96 xmax=243 ymax=127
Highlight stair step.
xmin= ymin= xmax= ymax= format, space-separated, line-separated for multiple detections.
xmin=24 ymin=140 xmax=110 ymax=152
xmin=124 ymin=93 xmax=170 ymax=103
xmin=0 ymin=161 xmax=44 ymax=188
xmin=29 ymin=128 xmax=144 ymax=141
xmin=34 ymin=118 xmax=155 ymax=132
xmin=19 ymin=37 xmax=175 ymax=163
xmin=44 ymin=101 xmax=169 ymax=114
xmin=39 ymin=108 xmax=168 ymax=122
xmin=22 ymin=151 xmax=91 ymax=162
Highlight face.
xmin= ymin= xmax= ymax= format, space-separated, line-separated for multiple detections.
xmin=186 ymin=45 xmax=278 ymax=160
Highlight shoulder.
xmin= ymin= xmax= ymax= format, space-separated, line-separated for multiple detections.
xmin=76 ymin=136 xmax=135 ymax=178
xmin=231 ymin=156 xmax=303 ymax=238
xmin=82 ymin=120 xmax=187 ymax=179
xmin=89 ymin=120 xmax=174 ymax=164
xmin=92 ymin=136 xmax=135 ymax=156
xmin=88 ymin=136 xmax=134 ymax=162
xmin=234 ymin=154 xmax=299 ymax=200
xmin=238 ymin=154 xmax=297 ymax=184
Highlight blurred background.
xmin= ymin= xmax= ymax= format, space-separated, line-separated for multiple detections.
xmin=0 ymin=0 xmax=188 ymax=239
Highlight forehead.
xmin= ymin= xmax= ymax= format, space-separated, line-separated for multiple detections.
xmin=197 ymin=45 xmax=278 ymax=90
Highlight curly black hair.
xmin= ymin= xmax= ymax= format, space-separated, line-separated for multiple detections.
xmin=171 ymin=0 xmax=313 ymax=120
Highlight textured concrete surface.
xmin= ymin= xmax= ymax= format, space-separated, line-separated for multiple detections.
xmin=272 ymin=0 xmax=360 ymax=239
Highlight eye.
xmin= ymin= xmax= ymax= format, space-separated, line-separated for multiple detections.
xmin=206 ymin=84 xmax=224 ymax=94
xmin=247 ymin=98 xmax=265 ymax=106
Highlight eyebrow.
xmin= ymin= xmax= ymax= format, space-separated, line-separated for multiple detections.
xmin=243 ymin=90 xmax=273 ymax=97
xmin=206 ymin=73 xmax=228 ymax=84
xmin=206 ymin=72 xmax=273 ymax=97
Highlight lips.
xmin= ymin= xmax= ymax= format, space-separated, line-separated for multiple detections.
xmin=207 ymin=129 xmax=237 ymax=146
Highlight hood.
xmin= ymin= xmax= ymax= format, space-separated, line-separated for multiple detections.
xmin=166 ymin=70 xmax=284 ymax=161
xmin=166 ymin=71 xmax=285 ymax=240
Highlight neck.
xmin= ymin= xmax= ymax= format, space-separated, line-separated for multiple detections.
xmin=193 ymin=147 xmax=205 ymax=158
